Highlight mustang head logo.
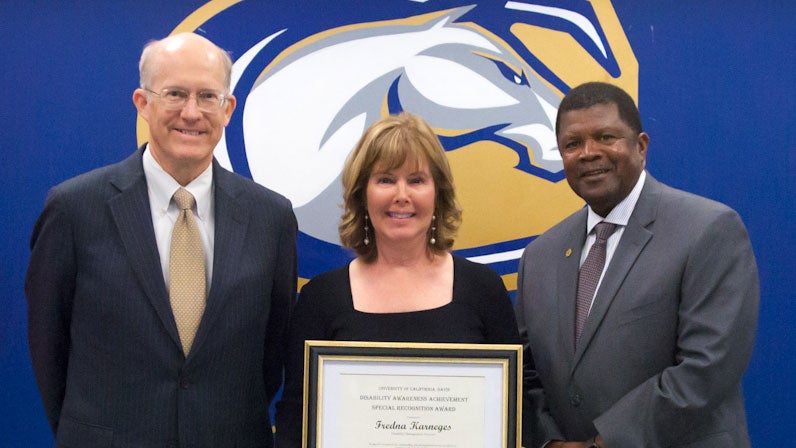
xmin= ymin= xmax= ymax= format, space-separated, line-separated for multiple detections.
xmin=241 ymin=6 xmax=563 ymax=245
xmin=144 ymin=1 xmax=636 ymax=283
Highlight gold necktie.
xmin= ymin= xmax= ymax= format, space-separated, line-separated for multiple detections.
xmin=169 ymin=187 xmax=206 ymax=355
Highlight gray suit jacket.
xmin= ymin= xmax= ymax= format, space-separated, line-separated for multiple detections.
xmin=26 ymin=148 xmax=297 ymax=448
xmin=515 ymin=175 xmax=758 ymax=447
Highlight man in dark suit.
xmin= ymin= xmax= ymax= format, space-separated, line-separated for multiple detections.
xmin=515 ymin=82 xmax=758 ymax=447
xmin=25 ymin=33 xmax=297 ymax=447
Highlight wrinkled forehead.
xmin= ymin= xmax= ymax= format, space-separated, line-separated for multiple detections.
xmin=557 ymin=103 xmax=627 ymax=135
xmin=145 ymin=36 xmax=230 ymax=89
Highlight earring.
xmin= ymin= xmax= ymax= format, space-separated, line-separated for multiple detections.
xmin=429 ymin=215 xmax=437 ymax=245
xmin=363 ymin=214 xmax=370 ymax=246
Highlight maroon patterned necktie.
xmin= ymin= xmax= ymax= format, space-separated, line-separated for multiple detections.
xmin=575 ymin=222 xmax=616 ymax=347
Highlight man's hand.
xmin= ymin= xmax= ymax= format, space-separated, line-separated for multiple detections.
xmin=546 ymin=441 xmax=589 ymax=448
xmin=546 ymin=434 xmax=604 ymax=448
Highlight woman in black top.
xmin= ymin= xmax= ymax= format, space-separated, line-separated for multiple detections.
xmin=275 ymin=112 xmax=521 ymax=447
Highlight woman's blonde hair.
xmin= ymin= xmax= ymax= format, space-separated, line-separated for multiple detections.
xmin=339 ymin=112 xmax=462 ymax=262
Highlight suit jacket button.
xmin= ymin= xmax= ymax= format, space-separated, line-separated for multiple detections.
xmin=569 ymin=393 xmax=582 ymax=406
xmin=180 ymin=377 xmax=191 ymax=389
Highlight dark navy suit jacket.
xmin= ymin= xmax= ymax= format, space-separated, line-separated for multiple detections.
xmin=26 ymin=148 xmax=297 ymax=447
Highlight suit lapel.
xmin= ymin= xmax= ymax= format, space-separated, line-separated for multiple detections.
xmin=558 ymin=210 xmax=588 ymax=358
xmin=573 ymin=176 xmax=660 ymax=365
xmin=108 ymin=149 xmax=181 ymax=348
xmin=188 ymin=162 xmax=250 ymax=357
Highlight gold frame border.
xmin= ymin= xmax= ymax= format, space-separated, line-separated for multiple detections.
xmin=302 ymin=340 xmax=523 ymax=448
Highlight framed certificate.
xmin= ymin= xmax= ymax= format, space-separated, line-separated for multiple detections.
xmin=302 ymin=340 xmax=522 ymax=448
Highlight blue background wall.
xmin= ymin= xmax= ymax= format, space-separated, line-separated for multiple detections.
xmin=1 ymin=1 xmax=793 ymax=446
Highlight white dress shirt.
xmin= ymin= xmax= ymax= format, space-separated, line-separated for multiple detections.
xmin=580 ymin=170 xmax=646 ymax=314
xmin=142 ymin=146 xmax=215 ymax=290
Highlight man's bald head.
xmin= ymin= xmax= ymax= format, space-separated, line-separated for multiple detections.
xmin=138 ymin=33 xmax=233 ymax=92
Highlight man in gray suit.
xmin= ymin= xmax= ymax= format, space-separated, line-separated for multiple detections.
xmin=25 ymin=33 xmax=297 ymax=447
xmin=515 ymin=82 xmax=758 ymax=448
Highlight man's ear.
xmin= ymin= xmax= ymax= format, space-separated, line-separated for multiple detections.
xmin=222 ymin=94 xmax=236 ymax=126
xmin=132 ymin=88 xmax=150 ymax=121
xmin=637 ymin=131 xmax=650 ymax=162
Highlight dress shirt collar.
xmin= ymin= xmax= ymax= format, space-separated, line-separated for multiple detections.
xmin=586 ymin=170 xmax=646 ymax=234
xmin=142 ymin=145 xmax=213 ymax=219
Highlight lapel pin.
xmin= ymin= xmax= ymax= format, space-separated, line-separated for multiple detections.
xmin=565 ymin=248 xmax=572 ymax=257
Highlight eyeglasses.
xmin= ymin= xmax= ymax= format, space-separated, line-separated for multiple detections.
xmin=144 ymin=88 xmax=228 ymax=113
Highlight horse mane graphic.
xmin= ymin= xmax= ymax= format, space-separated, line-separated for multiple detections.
xmin=236 ymin=6 xmax=563 ymax=245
